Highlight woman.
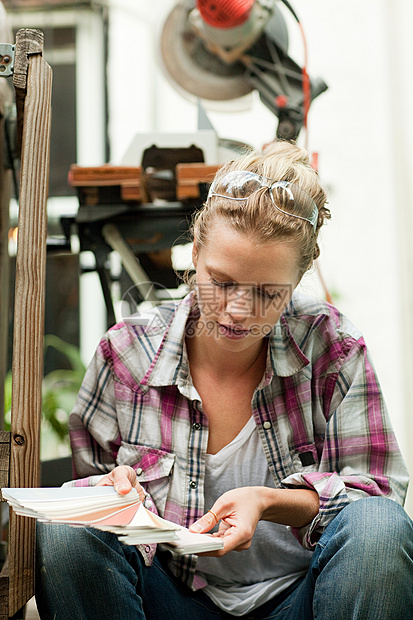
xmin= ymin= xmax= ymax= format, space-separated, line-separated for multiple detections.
xmin=36 ymin=141 xmax=412 ymax=619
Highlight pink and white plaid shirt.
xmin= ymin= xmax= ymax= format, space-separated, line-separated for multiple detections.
xmin=68 ymin=291 xmax=408 ymax=589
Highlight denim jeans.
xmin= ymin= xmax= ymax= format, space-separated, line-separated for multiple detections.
xmin=35 ymin=496 xmax=413 ymax=619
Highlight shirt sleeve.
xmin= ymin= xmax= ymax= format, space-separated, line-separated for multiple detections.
xmin=68 ymin=341 xmax=120 ymax=479
xmin=282 ymin=337 xmax=409 ymax=550
xmin=67 ymin=340 xmax=158 ymax=515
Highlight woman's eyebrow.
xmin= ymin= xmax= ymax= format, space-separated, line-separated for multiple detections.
xmin=206 ymin=266 xmax=237 ymax=281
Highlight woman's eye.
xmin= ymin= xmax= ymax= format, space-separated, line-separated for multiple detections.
xmin=211 ymin=278 xmax=235 ymax=289
xmin=257 ymin=289 xmax=280 ymax=301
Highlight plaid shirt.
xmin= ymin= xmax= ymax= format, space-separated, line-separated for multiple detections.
xmin=68 ymin=291 xmax=408 ymax=590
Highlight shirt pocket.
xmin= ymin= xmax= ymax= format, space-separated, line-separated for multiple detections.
xmin=117 ymin=442 xmax=175 ymax=514
xmin=290 ymin=443 xmax=320 ymax=474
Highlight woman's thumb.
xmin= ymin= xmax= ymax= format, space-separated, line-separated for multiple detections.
xmin=189 ymin=509 xmax=219 ymax=533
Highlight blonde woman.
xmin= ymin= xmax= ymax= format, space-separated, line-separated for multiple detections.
xmin=36 ymin=142 xmax=412 ymax=620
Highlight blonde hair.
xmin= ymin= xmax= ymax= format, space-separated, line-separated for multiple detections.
xmin=190 ymin=141 xmax=330 ymax=277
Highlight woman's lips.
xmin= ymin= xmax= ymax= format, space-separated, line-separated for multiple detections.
xmin=218 ymin=323 xmax=250 ymax=340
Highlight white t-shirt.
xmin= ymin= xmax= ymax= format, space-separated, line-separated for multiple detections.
xmin=196 ymin=417 xmax=313 ymax=616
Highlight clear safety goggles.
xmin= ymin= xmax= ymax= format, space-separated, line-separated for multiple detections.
xmin=207 ymin=170 xmax=318 ymax=232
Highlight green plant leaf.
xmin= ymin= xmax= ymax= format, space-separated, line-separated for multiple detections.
xmin=44 ymin=334 xmax=86 ymax=376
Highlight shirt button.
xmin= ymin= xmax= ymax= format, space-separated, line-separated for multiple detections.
xmin=263 ymin=421 xmax=272 ymax=430
xmin=136 ymin=467 xmax=143 ymax=476
xmin=192 ymin=422 xmax=202 ymax=431
xmin=189 ymin=480 xmax=197 ymax=489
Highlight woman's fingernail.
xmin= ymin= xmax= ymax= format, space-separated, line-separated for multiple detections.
xmin=189 ymin=522 xmax=202 ymax=532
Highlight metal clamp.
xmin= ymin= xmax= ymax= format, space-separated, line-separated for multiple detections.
xmin=0 ymin=43 xmax=15 ymax=77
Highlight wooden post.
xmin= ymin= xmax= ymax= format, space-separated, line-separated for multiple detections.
xmin=7 ymin=29 xmax=52 ymax=617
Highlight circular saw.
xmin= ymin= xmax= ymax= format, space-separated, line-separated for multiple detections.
xmin=160 ymin=0 xmax=327 ymax=140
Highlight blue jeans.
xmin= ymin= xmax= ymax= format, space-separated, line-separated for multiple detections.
xmin=35 ymin=497 xmax=413 ymax=619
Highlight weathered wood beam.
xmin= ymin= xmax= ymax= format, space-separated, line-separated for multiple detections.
xmin=8 ymin=28 xmax=52 ymax=617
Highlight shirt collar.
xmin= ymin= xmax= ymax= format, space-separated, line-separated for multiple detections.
xmin=141 ymin=292 xmax=194 ymax=389
xmin=267 ymin=313 xmax=310 ymax=377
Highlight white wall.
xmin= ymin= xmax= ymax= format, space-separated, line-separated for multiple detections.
xmin=106 ymin=0 xmax=413 ymax=512
xmin=291 ymin=0 xmax=413 ymax=513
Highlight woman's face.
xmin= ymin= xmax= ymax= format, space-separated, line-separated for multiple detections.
xmin=192 ymin=217 xmax=301 ymax=353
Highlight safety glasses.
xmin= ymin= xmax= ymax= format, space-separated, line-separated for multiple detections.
xmin=207 ymin=170 xmax=318 ymax=232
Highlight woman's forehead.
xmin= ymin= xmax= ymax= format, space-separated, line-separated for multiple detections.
xmin=198 ymin=220 xmax=301 ymax=286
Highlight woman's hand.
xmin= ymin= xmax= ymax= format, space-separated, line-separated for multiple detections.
xmin=189 ymin=487 xmax=265 ymax=556
xmin=95 ymin=465 xmax=146 ymax=501
xmin=189 ymin=486 xmax=319 ymax=557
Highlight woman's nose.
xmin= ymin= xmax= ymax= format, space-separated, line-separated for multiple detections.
xmin=224 ymin=286 xmax=254 ymax=320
